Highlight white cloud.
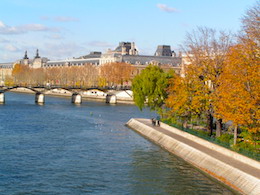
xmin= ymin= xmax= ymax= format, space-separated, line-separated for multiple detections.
xmin=4 ymin=44 xmax=20 ymax=52
xmin=41 ymin=16 xmax=79 ymax=22
xmin=0 ymin=21 xmax=21 ymax=34
xmin=42 ymin=42 xmax=86 ymax=59
xmin=46 ymin=34 xmax=63 ymax=40
xmin=40 ymin=16 xmax=50 ymax=20
xmin=23 ymin=24 xmax=59 ymax=32
xmin=0 ymin=53 xmax=16 ymax=62
xmin=157 ymin=4 xmax=178 ymax=13
xmin=0 ymin=21 xmax=59 ymax=35
xmin=0 ymin=38 xmax=10 ymax=43
xmin=54 ymin=16 xmax=79 ymax=22
xmin=0 ymin=21 xmax=5 ymax=28
xmin=87 ymin=41 xmax=113 ymax=48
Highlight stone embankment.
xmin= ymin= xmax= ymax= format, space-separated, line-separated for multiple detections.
xmin=126 ymin=118 xmax=260 ymax=195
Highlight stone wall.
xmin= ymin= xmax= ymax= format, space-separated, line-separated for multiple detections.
xmin=126 ymin=118 xmax=260 ymax=195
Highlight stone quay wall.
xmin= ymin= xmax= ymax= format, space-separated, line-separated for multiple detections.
xmin=126 ymin=118 xmax=260 ymax=195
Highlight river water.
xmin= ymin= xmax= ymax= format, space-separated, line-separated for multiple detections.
xmin=0 ymin=92 xmax=234 ymax=195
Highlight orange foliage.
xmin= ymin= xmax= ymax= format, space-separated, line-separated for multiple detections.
xmin=99 ymin=62 xmax=135 ymax=86
xmin=12 ymin=64 xmax=30 ymax=84
xmin=166 ymin=64 xmax=210 ymax=125
xmin=214 ymin=41 xmax=260 ymax=133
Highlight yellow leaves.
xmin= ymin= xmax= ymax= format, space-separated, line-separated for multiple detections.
xmin=168 ymin=26 xmax=259 ymax=136
xmin=166 ymin=68 xmax=210 ymax=119
xmin=214 ymin=41 xmax=260 ymax=133
xmin=12 ymin=64 xmax=31 ymax=84
xmin=99 ymin=62 xmax=135 ymax=85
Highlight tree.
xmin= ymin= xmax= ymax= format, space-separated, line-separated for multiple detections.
xmin=31 ymin=68 xmax=45 ymax=85
xmin=215 ymin=42 xmax=259 ymax=145
xmin=214 ymin=2 xmax=260 ymax=145
xmin=99 ymin=62 xmax=135 ymax=86
xmin=180 ymin=27 xmax=233 ymax=136
xmin=82 ymin=64 xmax=98 ymax=87
xmin=166 ymin=67 xmax=209 ymax=128
xmin=241 ymin=1 xmax=260 ymax=44
xmin=12 ymin=64 xmax=31 ymax=85
xmin=132 ymin=65 xmax=171 ymax=112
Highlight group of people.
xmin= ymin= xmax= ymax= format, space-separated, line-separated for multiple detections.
xmin=151 ymin=117 xmax=160 ymax=127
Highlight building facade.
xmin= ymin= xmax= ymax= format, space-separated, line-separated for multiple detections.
xmin=0 ymin=42 xmax=183 ymax=83
xmin=0 ymin=62 xmax=13 ymax=85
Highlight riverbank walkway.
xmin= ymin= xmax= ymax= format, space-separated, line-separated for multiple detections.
xmin=128 ymin=118 xmax=260 ymax=194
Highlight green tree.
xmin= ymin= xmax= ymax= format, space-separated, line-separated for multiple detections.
xmin=132 ymin=65 xmax=172 ymax=113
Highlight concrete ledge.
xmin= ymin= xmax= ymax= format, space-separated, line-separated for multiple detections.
xmin=126 ymin=118 xmax=260 ymax=195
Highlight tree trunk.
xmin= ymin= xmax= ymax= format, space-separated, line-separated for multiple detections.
xmin=234 ymin=125 xmax=238 ymax=145
xmin=183 ymin=120 xmax=188 ymax=129
xmin=207 ymin=111 xmax=214 ymax=136
xmin=216 ymin=118 xmax=222 ymax=137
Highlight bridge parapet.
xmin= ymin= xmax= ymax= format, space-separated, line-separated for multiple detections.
xmin=0 ymin=85 xmax=131 ymax=104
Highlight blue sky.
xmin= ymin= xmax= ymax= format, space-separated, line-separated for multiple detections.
xmin=0 ymin=0 xmax=257 ymax=62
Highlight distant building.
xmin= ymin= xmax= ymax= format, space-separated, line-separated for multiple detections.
xmin=0 ymin=62 xmax=13 ymax=85
xmin=154 ymin=45 xmax=175 ymax=57
xmin=100 ymin=42 xmax=181 ymax=68
xmin=16 ymin=49 xmax=49 ymax=68
xmin=0 ymin=42 xmax=183 ymax=82
xmin=6 ymin=42 xmax=182 ymax=68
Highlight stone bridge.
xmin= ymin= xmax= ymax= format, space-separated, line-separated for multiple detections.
xmin=0 ymin=85 xmax=121 ymax=104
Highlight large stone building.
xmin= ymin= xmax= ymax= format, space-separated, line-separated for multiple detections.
xmin=0 ymin=41 xmax=183 ymax=83
xmin=16 ymin=42 xmax=182 ymax=68
xmin=99 ymin=42 xmax=181 ymax=67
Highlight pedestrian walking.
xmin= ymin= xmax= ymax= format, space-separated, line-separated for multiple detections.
xmin=156 ymin=116 xmax=160 ymax=126
xmin=151 ymin=118 xmax=156 ymax=126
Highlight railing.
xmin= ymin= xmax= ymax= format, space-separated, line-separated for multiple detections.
xmin=0 ymin=85 xmax=132 ymax=91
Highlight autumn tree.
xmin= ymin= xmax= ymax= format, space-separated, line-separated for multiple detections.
xmin=241 ymin=0 xmax=260 ymax=43
xmin=12 ymin=64 xmax=31 ymax=85
xmin=178 ymin=27 xmax=233 ymax=136
xmin=30 ymin=68 xmax=45 ymax=85
xmin=132 ymin=65 xmax=172 ymax=113
xmin=45 ymin=67 xmax=62 ymax=85
xmin=99 ymin=62 xmax=135 ymax=87
xmin=215 ymin=43 xmax=259 ymax=145
xmin=166 ymin=67 xmax=209 ymax=128
xmin=4 ymin=75 xmax=14 ymax=86
xmin=214 ymin=2 xmax=260 ymax=145
xmin=82 ymin=64 xmax=99 ymax=87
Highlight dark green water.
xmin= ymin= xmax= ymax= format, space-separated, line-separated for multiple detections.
xmin=0 ymin=92 xmax=234 ymax=194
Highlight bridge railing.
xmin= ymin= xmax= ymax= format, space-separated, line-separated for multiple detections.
xmin=0 ymin=84 xmax=132 ymax=91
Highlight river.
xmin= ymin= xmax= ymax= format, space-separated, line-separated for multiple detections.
xmin=0 ymin=92 xmax=234 ymax=194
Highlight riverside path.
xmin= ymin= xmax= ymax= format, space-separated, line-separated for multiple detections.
xmin=126 ymin=118 xmax=260 ymax=195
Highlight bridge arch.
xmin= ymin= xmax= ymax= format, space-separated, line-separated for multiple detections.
xmin=43 ymin=87 xmax=75 ymax=94
xmin=2 ymin=86 xmax=41 ymax=93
